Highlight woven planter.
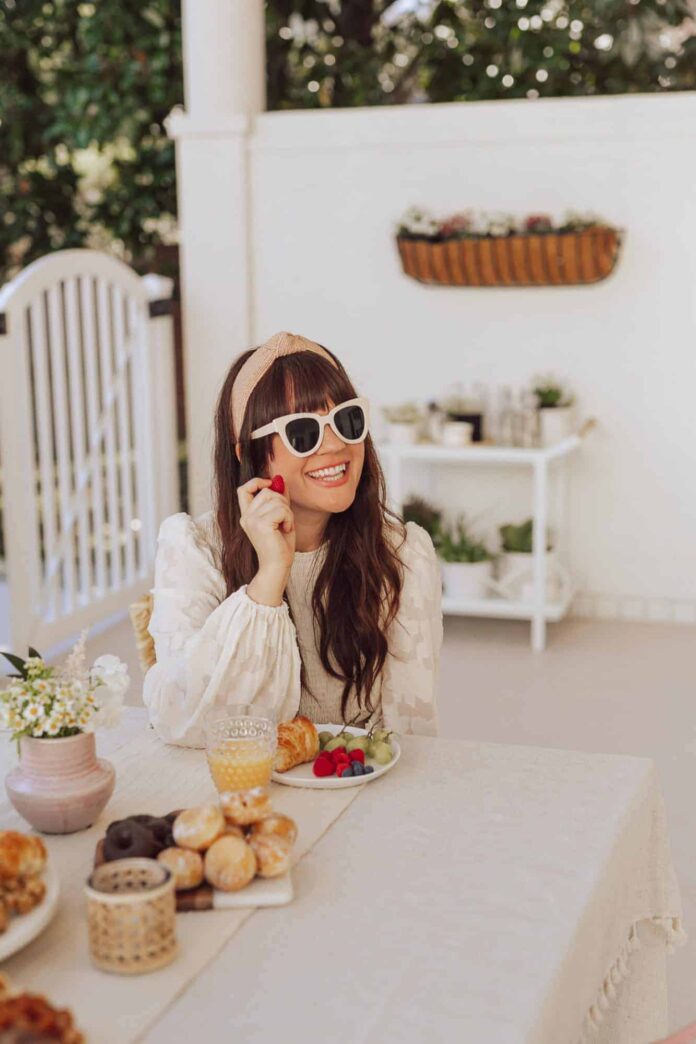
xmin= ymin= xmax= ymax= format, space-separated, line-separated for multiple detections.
xmin=397 ymin=227 xmax=622 ymax=287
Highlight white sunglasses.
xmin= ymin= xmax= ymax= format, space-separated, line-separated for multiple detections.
xmin=251 ymin=397 xmax=370 ymax=458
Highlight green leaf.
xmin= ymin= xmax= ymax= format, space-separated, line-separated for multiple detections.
xmin=1 ymin=652 xmax=27 ymax=676
xmin=27 ymin=646 xmax=42 ymax=660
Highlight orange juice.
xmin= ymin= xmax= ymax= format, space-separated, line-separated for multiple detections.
xmin=206 ymin=739 xmax=274 ymax=792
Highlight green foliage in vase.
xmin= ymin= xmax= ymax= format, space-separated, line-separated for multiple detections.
xmin=499 ymin=518 xmax=553 ymax=554
xmin=533 ymin=377 xmax=574 ymax=408
xmin=438 ymin=517 xmax=492 ymax=563
xmin=402 ymin=495 xmax=443 ymax=546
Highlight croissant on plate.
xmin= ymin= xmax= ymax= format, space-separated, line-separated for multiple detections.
xmin=0 ymin=832 xmax=47 ymax=881
xmin=273 ymin=716 xmax=319 ymax=772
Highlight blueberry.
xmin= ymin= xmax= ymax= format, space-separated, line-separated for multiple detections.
xmin=352 ymin=762 xmax=366 ymax=776
xmin=340 ymin=765 xmax=354 ymax=778
xmin=363 ymin=765 xmax=375 ymax=774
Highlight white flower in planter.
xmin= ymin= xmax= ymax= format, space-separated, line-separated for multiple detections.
xmin=398 ymin=206 xmax=439 ymax=238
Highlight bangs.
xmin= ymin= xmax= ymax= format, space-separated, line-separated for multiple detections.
xmin=248 ymin=351 xmax=357 ymax=432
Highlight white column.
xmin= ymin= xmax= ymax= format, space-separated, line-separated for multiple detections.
xmin=168 ymin=0 xmax=266 ymax=516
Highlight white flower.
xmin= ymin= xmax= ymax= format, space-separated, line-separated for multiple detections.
xmin=92 ymin=655 xmax=130 ymax=698
xmin=398 ymin=205 xmax=440 ymax=238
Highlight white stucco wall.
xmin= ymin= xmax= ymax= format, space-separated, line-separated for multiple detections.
xmin=248 ymin=92 xmax=696 ymax=618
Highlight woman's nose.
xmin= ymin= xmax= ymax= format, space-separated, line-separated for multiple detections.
xmin=318 ymin=422 xmax=344 ymax=453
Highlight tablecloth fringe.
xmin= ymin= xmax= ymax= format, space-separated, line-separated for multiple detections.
xmin=579 ymin=915 xmax=687 ymax=1041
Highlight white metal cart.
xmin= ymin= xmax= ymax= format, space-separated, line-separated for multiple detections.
xmin=378 ymin=435 xmax=583 ymax=651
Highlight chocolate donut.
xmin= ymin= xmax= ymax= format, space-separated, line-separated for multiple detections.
xmin=103 ymin=819 xmax=160 ymax=862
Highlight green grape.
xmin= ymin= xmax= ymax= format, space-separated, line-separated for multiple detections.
xmin=371 ymin=727 xmax=391 ymax=744
xmin=346 ymin=736 xmax=370 ymax=753
xmin=318 ymin=731 xmax=334 ymax=749
xmin=371 ymin=741 xmax=393 ymax=765
xmin=324 ymin=736 xmax=346 ymax=753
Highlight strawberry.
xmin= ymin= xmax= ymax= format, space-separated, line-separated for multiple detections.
xmin=349 ymin=750 xmax=365 ymax=764
xmin=313 ymin=757 xmax=335 ymax=777
xmin=269 ymin=475 xmax=285 ymax=494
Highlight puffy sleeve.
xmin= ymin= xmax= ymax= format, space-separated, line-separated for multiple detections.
xmin=142 ymin=513 xmax=301 ymax=748
xmin=379 ymin=522 xmax=443 ymax=737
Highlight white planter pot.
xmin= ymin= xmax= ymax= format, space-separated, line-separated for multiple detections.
xmin=494 ymin=551 xmax=569 ymax=603
xmin=440 ymin=559 xmax=493 ymax=600
xmin=538 ymin=406 xmax=575 ymax=448
xmin=387 ymin=422 xmax=419 ymax=445
xmin=441 ymin=421 xmax=473 ymax=448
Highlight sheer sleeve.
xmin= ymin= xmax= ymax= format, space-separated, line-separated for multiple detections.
xmin=142 ymin=513 xmax=301 ymax=748
xmin=379 ymin=522 xmax=443 ymax=737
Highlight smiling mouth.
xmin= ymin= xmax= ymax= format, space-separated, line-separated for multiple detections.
xmin=306 ymin=461 xmax=350 ymax=485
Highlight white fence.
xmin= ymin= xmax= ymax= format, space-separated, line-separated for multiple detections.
xmin=0 ymin=249 xmax=179 ymax=654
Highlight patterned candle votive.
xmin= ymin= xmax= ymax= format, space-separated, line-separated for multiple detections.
xmin=85 ymin=858 xmax=177 ymax=974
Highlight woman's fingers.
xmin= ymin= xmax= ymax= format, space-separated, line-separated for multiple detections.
xmin=236 ymin=477 xmax=272 ymax=514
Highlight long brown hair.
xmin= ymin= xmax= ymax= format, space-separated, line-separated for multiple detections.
xmin=213 ymin=344 xmax=406 ymax=719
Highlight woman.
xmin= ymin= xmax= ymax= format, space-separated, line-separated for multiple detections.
xmin=143 ymin=331 xmax=443 ymax=747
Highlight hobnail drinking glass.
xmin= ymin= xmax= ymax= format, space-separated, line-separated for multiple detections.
xmin=205 ymin=707 xmax=277 ymax=794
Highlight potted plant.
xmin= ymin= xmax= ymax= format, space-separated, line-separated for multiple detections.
xmin=395 ymin=206 xmax=622 ymax=287
xmin=532 ymin=376 xmax=576 ymax=447
xmin=402 ymin=495 xmax=443 ymax=548
xmin=494 ymin=519 xmax=569 ymax=603
xmin=440 ymin=392 xmax=484 ymax=444
xmin=382 ymin=402 xmax=422 ymax=445
xmin=0 ymin=634 xmax=129 ymax=834
xmin=438 ymin=517 xmax=493 ymax=600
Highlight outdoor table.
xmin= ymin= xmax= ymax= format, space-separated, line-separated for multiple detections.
xmin=0 ymin=708 xmax=684 ymax=1043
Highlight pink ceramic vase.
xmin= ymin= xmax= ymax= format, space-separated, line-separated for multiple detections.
xmin=5 ymin=731 xmax=115 ymax=834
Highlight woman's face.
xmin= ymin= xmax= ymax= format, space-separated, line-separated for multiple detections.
xmin=268 ymin=399 xmax=365 ymax=514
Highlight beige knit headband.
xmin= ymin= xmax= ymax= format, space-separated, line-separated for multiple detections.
xmin=232 ymin=331 xmax=339 ymax=441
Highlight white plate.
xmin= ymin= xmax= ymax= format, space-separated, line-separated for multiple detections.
xmin=0 ymin=861 xmax=59 ymax=961
xmin=212 ymin=871 xmax=293 ymax=909
xmin=272 ymin=724 xmax=400 ymax=789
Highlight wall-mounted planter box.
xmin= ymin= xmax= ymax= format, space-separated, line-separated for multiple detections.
xmin=396 ymin=227 xmax=622 ymax=288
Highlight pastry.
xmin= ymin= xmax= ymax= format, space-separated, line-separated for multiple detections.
xmin=249 ymin=813 xmax=298 ymax=846
xmin=0 ymin=991 xmax=84 ymax=1043
xmin=103 ymin=819 xmax=160 ymax=862
xmin=172 ymin=806 xmax=225 ymax=851
xmin=219 ymin=787 xmax=272 ymax=826
xmin=1 ymin=877 xmax=46 ymax=916
xmin=274 ymin=716 xmax=319 ymax=772
xmin=157 ymin=847 xmax=204 ymax=891
xmin=223 ymin=824 xmax=246 ymax=839
xmin=0 ymin=832 xmax=47 ymax=880
xmin=248 ymin=834 xmax=292 ymax=879
xmin=0 ymin=899 xmax=7 ymax=936
xmin=204 ymin=836 xmax=257 ymax=892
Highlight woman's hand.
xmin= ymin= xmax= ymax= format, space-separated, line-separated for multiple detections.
xmin=237 ymin=477 xmax=295 ymax=604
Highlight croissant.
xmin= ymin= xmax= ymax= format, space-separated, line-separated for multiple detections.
xmin=0 ymin=832 xmax=47 ymax=880
xmin=274 ymin=716 xmax=319 ymax=772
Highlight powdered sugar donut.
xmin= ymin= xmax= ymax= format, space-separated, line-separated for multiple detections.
xmin=172 ymin=806 xmax=224 ymax=851
xmin=204 ymin=836 xmax=257 ymax=892
xmin=157 ymin=846 xmax=204 ymax=890
xmin=247 ymin=833 xmax=292 ymax=879
xmin=219 ymin=787 xmax=272 ymax=826
xmin=249 ymin=813 xmax=297 ymax=846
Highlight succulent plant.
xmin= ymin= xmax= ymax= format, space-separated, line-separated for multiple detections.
xmin=438 ymin=517 xmax=492 ymax=564
xmin=402 ymin=495 xmax=443 ymax=546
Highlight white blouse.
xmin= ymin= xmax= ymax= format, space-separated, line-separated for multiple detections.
xmin=143 ymin=511 xmax=443 ymax=747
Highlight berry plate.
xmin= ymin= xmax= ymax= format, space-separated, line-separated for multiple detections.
xmin=271 ymin=724 xmax=401 ymax=789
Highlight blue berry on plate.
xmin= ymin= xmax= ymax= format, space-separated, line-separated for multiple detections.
xmin=352 ymin=762 xmax=366 ymax=776
xmin=340 ymin=765 xmax=354 ymax=778
xmin=363 ymin=765 xmax=375 ymax=774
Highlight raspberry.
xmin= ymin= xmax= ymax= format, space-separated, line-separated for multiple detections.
xmin=349 ymin=750 xmax=365 ymax=764
xmin=329 ymin=747 xmax=347 ymax=759
xmin=270 ymin=475 xmax=285 ymax=494
xmin=313 ymin=757 xmax=335 ymax=777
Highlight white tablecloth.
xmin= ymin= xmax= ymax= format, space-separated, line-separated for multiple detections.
xmin=0 ymin=711 xmax=684 ymax=1043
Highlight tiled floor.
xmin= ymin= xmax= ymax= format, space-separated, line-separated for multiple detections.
xmin=91 ymin=612 xmax=696 ymax=1030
